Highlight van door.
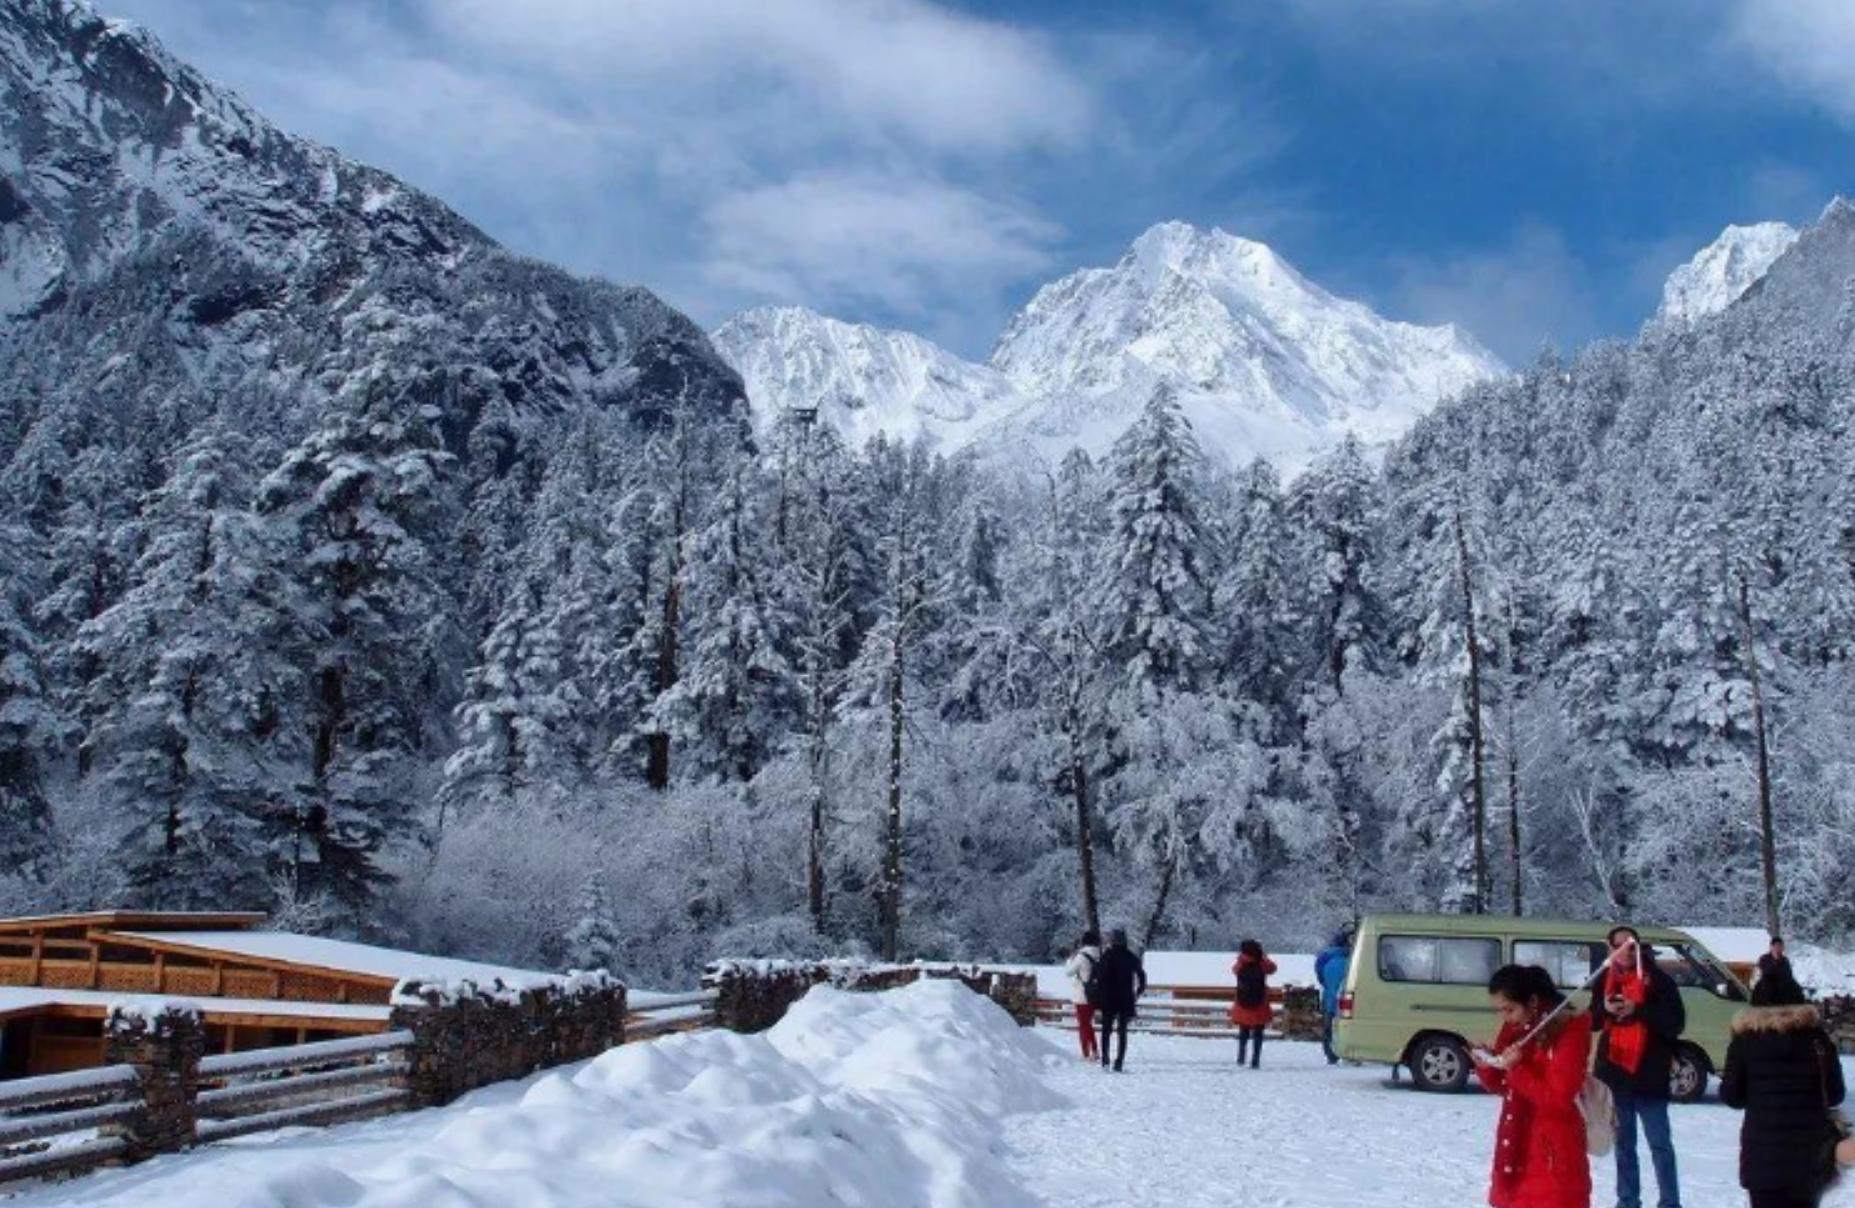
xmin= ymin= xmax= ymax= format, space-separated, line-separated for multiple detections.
xmin=1375 ymin=933 xmax=1503 ymax=1091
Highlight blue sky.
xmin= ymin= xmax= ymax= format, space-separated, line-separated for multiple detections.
xmin=105 ymin=0 xmax=1855 ymax=363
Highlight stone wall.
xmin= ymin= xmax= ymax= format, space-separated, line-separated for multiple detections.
xmin=103 ymin=1003 xmax=205 ymax=1163
xmin=702 ymin=960 xmax=1040 ymax=1034
xmin=390 ymin=971 xmax=628 ymax=1108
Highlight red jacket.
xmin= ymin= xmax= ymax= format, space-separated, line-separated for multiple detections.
xmin=1228 ymin=954 xmax=1277 ymax=1029
xmin=1475 ymin=1013 xmax=1593 ymax=1208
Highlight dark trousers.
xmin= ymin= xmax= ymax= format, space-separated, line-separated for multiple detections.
xmin=1237 ymin=1026 xmax=1264 ymax=1068
xmin=1748 ymin=1192 xmax=1822 ymax=1208
xmin=1320 ymin=1013 xmax=1338 ymax=1064
xmin=1098 ymin=1010 xmax=1130 ymax=1069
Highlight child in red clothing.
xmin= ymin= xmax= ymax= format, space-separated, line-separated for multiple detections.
xmin=1230 ymin=938 xmax=1277 ymax=1069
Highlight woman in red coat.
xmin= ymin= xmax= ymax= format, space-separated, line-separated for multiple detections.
xmin=1472 ymin=964 xmax=1593 ymax=1208
xmin=1229 ymin=939 xmax=1277 ymax=1069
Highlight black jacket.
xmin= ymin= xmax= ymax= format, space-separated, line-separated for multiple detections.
xmin=1720 ymin=1003 xmax=1846 ymax=1193
xmin=1589 ymin=960 xmax=1686 ymax=1099
xmin=1094 ymin=944 xmax=1147 ymax=1015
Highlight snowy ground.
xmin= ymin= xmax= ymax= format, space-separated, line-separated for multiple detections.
xmin=7 ymin=985 xmax=1851 ymax=1207
xmin=1008 ymin=1030 xmax=1848 ymax=1208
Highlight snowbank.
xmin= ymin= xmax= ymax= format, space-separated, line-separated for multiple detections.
xmin=21 ymin=980 xmax=1064 ymax=1208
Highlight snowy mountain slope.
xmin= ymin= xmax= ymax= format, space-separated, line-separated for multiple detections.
xmin=985 ymin=221 xmax=1506 ymax=471
xmin=0 ymin=0 xmax=745 ymax=434
xmin=715 ymin=222 xmax=1505 ymax=472
xmin=1654 ymin=220 xmax=1799 ymax=326
xmin=711 ymin=306 xmax=1032 ymax=449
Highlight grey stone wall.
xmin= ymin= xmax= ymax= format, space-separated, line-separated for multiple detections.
xmin=104 ymin=1004 xmax=204 ymax=1162
xmin=390 ymin=972 xmax=628 ymax=1109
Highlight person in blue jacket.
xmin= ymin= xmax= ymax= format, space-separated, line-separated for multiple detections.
xmin=1314 ymin=925 xmax=1355 ymax=1066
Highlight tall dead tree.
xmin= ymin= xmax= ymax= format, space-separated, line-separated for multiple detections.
xmin=1455 ymin=511 xmax=1489 ymax=914
xmin=1735 ymin=571 xmax=1781 ymax=938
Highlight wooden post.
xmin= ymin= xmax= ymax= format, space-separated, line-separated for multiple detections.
xmin=210 ymin=961 xmax=224 ymax=996
xmin=105 ymin=1005 xmax=203 ymax=1163
xmin=154 ymin=952 xmax=167 ymax=993
xmin=27 ymin=929 xmax=44 ymax=984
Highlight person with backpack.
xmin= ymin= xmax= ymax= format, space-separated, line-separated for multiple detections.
xmin=1720 ymin=965 xmax=1847 ymax=1208
xmin=1063 ymin=930 xmax=1103 ymax=1061
xmin=1472 ymin=963 xmax=1594 ymax=1208
xmin=1314 ymin=925 xmax=1355 ymax=1065
xmin=1094 ymin=928 xmax=1147 ymax=1072
xmin=1230 ymin=939 xmax=1277 ymax=1069
xmin=1591 ymin=925 xmax=1686 ymax=1208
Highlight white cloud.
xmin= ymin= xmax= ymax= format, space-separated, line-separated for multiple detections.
xmin=418 ymin=0 xmax=1091 ymax=157
xmin=701 ymin=171 xmax=1060 ymax=320
xmin=1729 ymin=0 xmax=1855 ymax=123
xmin=1387 ymin=225 xmax=1599 ymax=364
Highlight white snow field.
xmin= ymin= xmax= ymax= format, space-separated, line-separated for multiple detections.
xmin=10 ymin=982 xmax=1852 ymax=1207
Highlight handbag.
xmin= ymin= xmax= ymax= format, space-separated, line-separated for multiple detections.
xmin=1578 ymin=1072 xmax=1618 ymax=1156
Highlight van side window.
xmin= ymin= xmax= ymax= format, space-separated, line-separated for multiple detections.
xmin=1378 ymin=935 xmax=1500 ymax=984
xmin=1514 ymin=940 xmax=1604 ymax=988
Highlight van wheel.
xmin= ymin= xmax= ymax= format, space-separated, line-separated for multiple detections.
xmin=1668 ymin=1046 xmax=1708 ymax=1103
xmin=1409 ymin=1034 xmax=1471 ymax=1093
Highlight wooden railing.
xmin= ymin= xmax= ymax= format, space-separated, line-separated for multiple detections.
xmin=625 ymin=989 xmax=719 ymax=1043
xmin=1034 ymin=984 xmax=1309 ymax=1038
xmin=0 ymin=1063 xmax=141 ymax=1184
xmin=194 ymin=1030 xmax=413 ymax=1144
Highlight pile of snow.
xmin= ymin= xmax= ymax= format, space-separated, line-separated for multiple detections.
xmin=25 ymin=980 xmax=1063 ymax=1208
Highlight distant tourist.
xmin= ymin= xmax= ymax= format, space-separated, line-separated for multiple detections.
xmin=1094 ymin=928 xmax=1147 ymax=1073
xmin=1229 ymin=939 xmax=1277 ymax=1069
xmin=1064 ymin=930 xmax=1103 ymax=1062
xmin=1592 ymin=925 xmax=1685 ymax=1208
xmin=1757 ymin=937 xmax=1794 ymax=987
xmin=1314 ymin=925 xmax=1355 ymax=1066
xmin=1720 ymin=965 xmax=1846 ymax=1208
xmin=1473 ymin=964 xmax=1593 ymax=1208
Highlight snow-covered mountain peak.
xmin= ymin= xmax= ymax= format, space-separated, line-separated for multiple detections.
xmin=715 ymin=223 xmax=1505 ymax=474
xmin=1655 ymin=221 xmax=1800 ymax=326
xmin=710 ymin=306 xmax=1030 ymax=449
xmin=1123 ymin=220 xmax=1332 ymax=313
xmin=983 ymin=223 xmax=1505 ymax=473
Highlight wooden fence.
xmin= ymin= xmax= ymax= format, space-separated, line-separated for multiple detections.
xmin=1034 ymin=984 xmax=1322 ymax=1040
xmin=0 ymin=987 xmax=718 ymax=1190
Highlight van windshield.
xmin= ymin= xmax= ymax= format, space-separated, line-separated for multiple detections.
xmin=1656 ymin=943 xmax=1747 ymax=1001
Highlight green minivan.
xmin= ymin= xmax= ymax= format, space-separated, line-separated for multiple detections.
xmin=1332 ymin=913 xmax=1748 ymax=1102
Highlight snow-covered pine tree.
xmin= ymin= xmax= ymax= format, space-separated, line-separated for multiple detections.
xmin=256 ymin=383 xmax=453 ymax=923
xmin=78 ymin=427 xmax=305 ymax=909
xmin=654 ymin=458 xmax=799 ymax=783
xmin=562 ymin=873 xmax=623 ymax=972
xmin=0 ymin=524 xmax=59 ymax=877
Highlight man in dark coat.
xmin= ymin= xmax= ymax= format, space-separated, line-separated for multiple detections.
xmin=1758 ymin=937 xmax=1795 ymax=987
xmin=1720 ymin=968 xmax=1846 ymax=1208
xmin=1591 ymin=925 xmax=1687 ymax=1208
xmin=1095 ymin=928 xmax=1147 ymax=1072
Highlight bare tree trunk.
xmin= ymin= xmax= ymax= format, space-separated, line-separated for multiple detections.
xmin=1506 ymin=708 xmax=1523 ymax=916
xmin=881 ymin=617 xmax=905 ymax=961
xmin=1736 ymin=573 xmax=1781 ymax=938
xmin=645 ymin=489 xmax=685 ymax=791
xmin=1065 ymin=685 xmax=1100 ymax=937
xmin=1455 ymin=512 xmax=1489 ymax=913
xmin=807 ymin=657 xmax=829 ymax=932
xmin=1141 ymin=851 xmax=1177 ymax=952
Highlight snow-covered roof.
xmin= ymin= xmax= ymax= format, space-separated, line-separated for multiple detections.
xmin=0 ymin=985 xmax=390 ymax=1024
xmin=1680 ymin=928 xmax=1774 ymax=964
xmin=108 ymin=930 xmax=555 ymax=989
xmin=0 ymin=910 xmax=266 ymax=934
